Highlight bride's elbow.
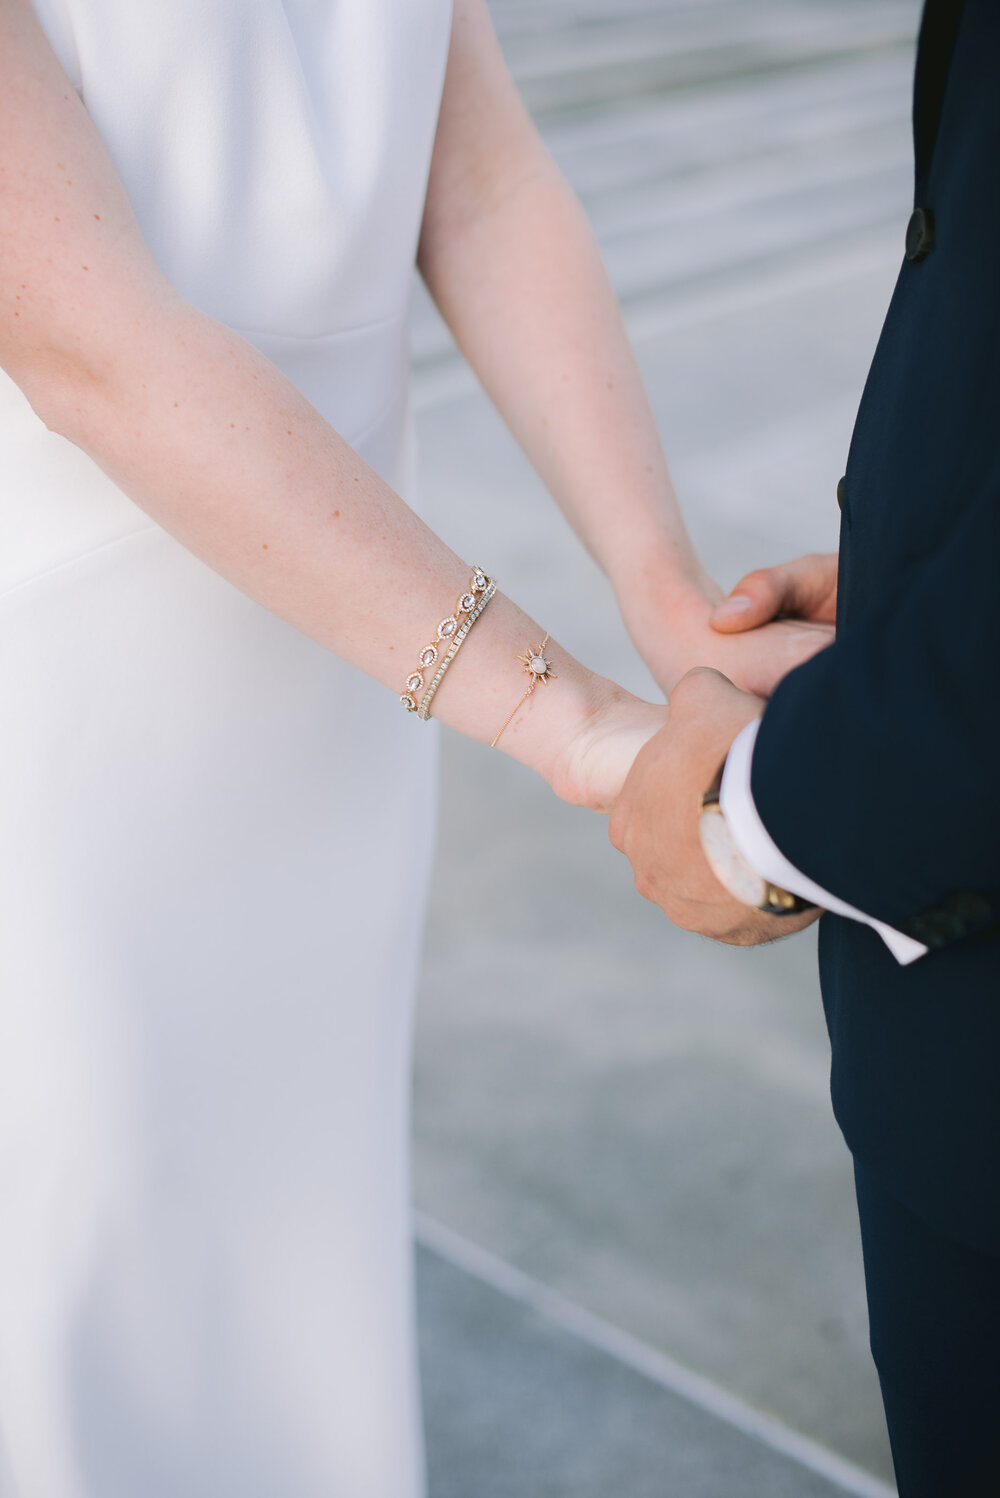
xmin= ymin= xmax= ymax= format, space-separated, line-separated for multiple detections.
xmin=7 ymin=349 xmax=104 ymax=443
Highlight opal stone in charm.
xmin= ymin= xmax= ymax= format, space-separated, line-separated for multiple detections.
xmin=516 ymin=640 xmax=557 ymax=687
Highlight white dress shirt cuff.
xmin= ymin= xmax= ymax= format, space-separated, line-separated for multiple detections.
xmin=718 ymin=718 xmax=928 ymax=966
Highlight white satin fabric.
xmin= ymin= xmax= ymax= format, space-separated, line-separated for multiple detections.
xmin=0 ymin=3 xmax=453 ymax=1494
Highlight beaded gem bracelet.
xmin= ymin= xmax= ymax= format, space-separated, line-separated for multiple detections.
xmin=400 ymin=566 xmax=494 ymax=718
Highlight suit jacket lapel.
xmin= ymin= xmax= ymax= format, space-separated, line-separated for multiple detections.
xmin=913 ymin=0 xmax=966 ymax=192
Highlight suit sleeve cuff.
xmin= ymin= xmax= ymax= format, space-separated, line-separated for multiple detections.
xmin=718 ymin=719 xmax=928 ymax=966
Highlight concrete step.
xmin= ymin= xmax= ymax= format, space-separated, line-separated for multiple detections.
xmin=411 ymin=7 xmax=917 ymax=384
xmin=542 ymin=50 xmax=914 ymax=195
xmin=489 ymin=0 xmax=917 ymax=118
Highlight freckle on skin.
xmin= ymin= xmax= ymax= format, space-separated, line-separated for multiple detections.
xmin=262 ymin=544 xmax=269 ymax=550
xmin=94 ymin=214 xmax=100 ymax=221
xmin=173 ymin=402 xmax=178 ymax=407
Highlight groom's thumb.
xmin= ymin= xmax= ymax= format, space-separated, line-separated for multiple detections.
xmin=710 ymin=569 xmax=785 ymax=632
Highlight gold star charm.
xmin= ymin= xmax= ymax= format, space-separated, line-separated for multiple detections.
xmin=518 ymin=642 xmax=557 ymax=686
xmin=491 ymin=634 xmax=558 ymax=747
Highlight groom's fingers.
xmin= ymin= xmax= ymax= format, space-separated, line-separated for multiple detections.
xmin=710 ymin=568 xmax=787 ymax=631
xmin=710 ymin=554 xmax=838 ymax=632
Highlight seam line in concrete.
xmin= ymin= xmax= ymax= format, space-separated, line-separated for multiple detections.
xmin=414 ymin=1211 xmax=897 ymax=1498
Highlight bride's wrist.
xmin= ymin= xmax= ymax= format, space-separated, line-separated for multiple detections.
xmin=625 ymin=571 xmax=722 ymax=635
xmin=616 ymin=566 xmax=725 ymax=691
xmin=410 ymin=586 xmax=662 ymax=810
xmin=542 ymin=676 xmax=667 ymax=813
xmin=491 ymin=657 xmax=617 ymax=801
xmin=609 ymin=534 xmax=721 ymax=620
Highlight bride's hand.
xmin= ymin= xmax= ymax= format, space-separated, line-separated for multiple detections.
xmin=548 ymin=687 xmax=668 ymax=814
xmin=622 ymin=580 xmax=834 ymax=700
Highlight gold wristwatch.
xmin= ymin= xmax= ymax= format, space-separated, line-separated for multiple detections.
xmin=698 ymin=762 xmax=816 ymax=917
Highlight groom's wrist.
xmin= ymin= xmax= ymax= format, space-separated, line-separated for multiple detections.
xmin=699 ymin=758 xmax=817 ymax=916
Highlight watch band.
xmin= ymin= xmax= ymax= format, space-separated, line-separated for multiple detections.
xmin=699 ymin=764 xmax=816 ymax=917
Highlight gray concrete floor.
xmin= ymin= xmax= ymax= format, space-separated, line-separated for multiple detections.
xmin=417 ymin=1242 xmax=885 ymax=1498
xmin=412 ymin=2 xmax=922 ymax=1490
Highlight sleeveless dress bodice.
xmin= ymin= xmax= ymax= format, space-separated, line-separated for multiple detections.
xmin=2 ymin=0 xmax=452 ymax=592
xmin=0 ymin=5 xmax=452 ymax=1495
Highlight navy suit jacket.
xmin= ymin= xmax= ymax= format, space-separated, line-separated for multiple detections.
xmin=750 ymin=0 xmax=1000 ymax=1255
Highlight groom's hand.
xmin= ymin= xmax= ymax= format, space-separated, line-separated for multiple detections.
xmin=608 ymin=669 xmax=818 ymax=945
xmin=709 ymin=552 xmax=838 ymax=633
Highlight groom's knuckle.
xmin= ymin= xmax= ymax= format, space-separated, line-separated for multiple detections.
xmin=741 ymin=568 xmax=772 ymax=595
xmin=676 ymin=665 xmax=712 ymax=694
xmin=634 ymin=867 xmax=664 ymax=904
xmin=674 ymin=666 xmax=724 ymax=707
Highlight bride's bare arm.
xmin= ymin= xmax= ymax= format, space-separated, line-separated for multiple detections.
xmin=417 ymin=0 xmax=833 ymax=698
xmin=0 ymin=0 xmax=665 ymax=811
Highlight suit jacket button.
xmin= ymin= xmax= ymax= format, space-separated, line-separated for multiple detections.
xmin=905 ymin=207 xmax=935 ymax=261
xmin=836 ymin=476 xmax=845 ymax=509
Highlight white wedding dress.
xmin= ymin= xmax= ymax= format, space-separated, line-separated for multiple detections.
xmin=0 ymin=2 xmax=453 ymax=1493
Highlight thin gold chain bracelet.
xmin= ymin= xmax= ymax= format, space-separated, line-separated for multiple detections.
xmin=490 ymin=634 xmax=558 ymax=747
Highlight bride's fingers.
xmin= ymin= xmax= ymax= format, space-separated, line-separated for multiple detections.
xmin=709 ymin=555 xmax=837 ymax=632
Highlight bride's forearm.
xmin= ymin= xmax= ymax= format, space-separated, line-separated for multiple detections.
xmin=2 ymin=0 xmax=665 ymax=811
xmin=417 ymin=82 xmax=711 ymax=613
xmin=2 ymin=0 xmax=664 ymax=810
xmin=34 ymin=295 xmax=649 ymax=802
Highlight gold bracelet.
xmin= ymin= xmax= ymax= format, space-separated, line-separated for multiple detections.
xmin=490 ymin=633 xmax=558 ymax=748
xmin=417 ymin=579 xmax=496 ymax=719
xmin=399 ymin=565 xmax=492 ymax=715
